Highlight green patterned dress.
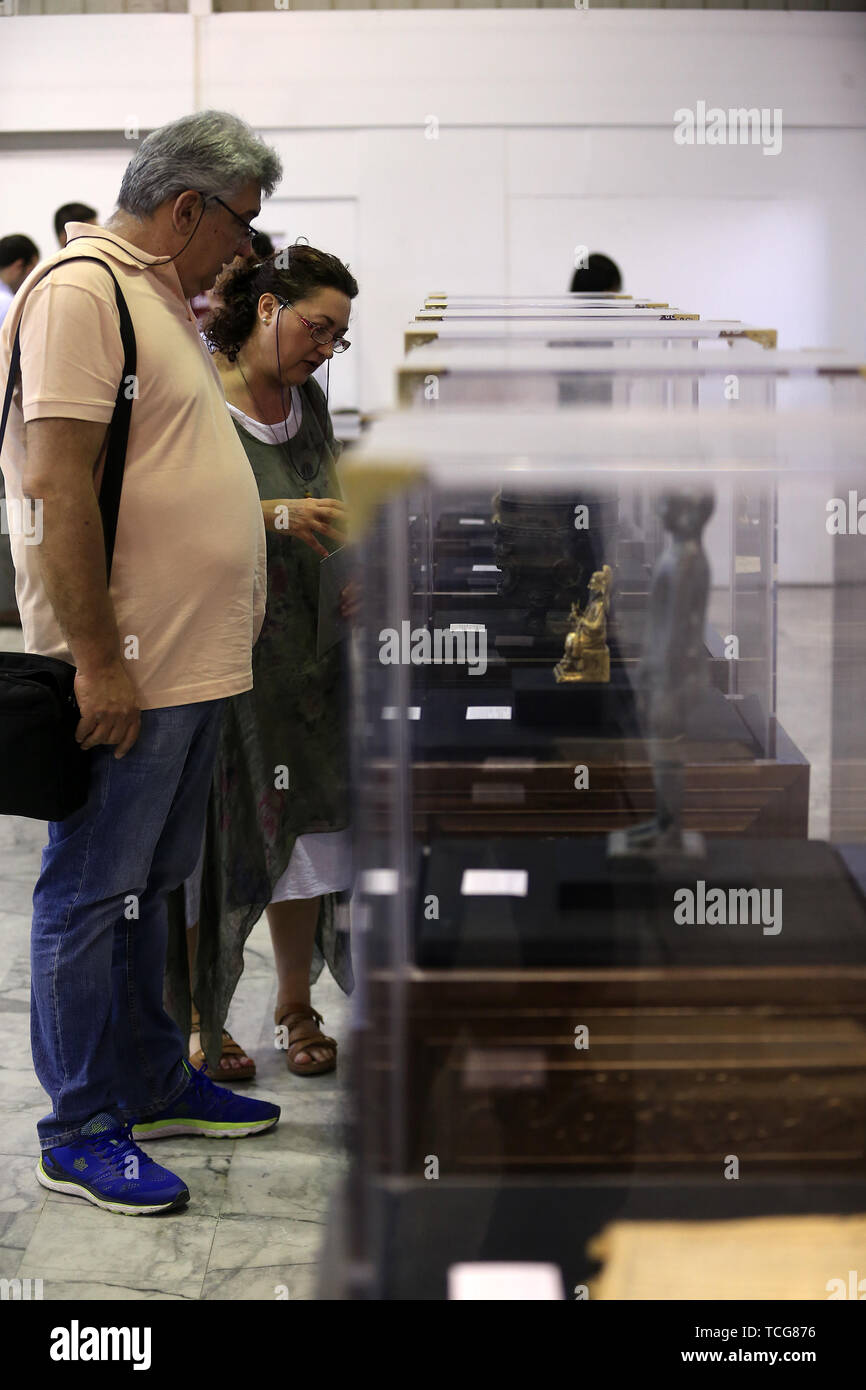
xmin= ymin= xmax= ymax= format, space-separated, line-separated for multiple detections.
xmin=164 ymin=375 xmax=354 ymax=1067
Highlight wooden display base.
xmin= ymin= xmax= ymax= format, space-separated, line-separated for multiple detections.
xmin=361 ymin=839 xmax=866 ymax=1180
xmin=365 ymin=973 xmax=866 ymax=1180
xmin=365 ymin=684 xmax=809 ymax=839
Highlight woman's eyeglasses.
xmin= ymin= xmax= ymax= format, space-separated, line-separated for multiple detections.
xmin=280 ymin=301 xmax=351 ymax=353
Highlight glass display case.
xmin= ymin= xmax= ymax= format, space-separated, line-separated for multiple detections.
xmin=415 ymin=306 xmax=698 ymax=322
xmin=405 ymin=317 xmax=775 ymax=353
xmin=326 ymin=405 xmax=866 ymax=1300
xmin=396 ymin=345 xmax=866 ymax=412
xmin=423 ymin=294 xmax=663 ymax=306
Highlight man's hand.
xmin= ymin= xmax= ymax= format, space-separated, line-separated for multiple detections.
xmin=74 ymin=659 xmax=141 ymax=759
xmin=263 ymin=497 xmax=347 ymax=558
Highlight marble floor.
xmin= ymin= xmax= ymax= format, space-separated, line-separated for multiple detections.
xmin=0 ymin=587 xmax=835 ymax=1298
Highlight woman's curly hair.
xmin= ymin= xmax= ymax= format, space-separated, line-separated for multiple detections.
xmin=204 ymin=242 xmax=359 ymax=362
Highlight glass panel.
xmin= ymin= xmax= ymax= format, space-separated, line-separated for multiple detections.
xmin=340 ymin=404 xmax=866 ymax=1299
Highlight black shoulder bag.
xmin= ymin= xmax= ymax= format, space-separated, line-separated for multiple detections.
xmin=0 ymin=257 xmax=136 ymax=822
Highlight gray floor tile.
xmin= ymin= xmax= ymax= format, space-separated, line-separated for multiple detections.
xmin=0 ymin=1151 xmax=48 ymax=1215
xmin=0 ymin=1209 xmax=42 ymax=1257
xmin=0 ymin=1150 xmax=46 ymax=1279
xmin=0 ymin=814 xmax=44 ymax=853
xmin=0 ymin=1070 xmax=51 ymax=1157
xmin=219 ymin=1146 xmax=348 ymax=1218
xmin=0 ymin=857 xmax=41 ymax=885
xmin=0 ymin=1019 xmax=37 ymax=1070
xmin=18 ymin=1202 xmax=217 ymax=1297
xmin=142 ymin=1151 xmax=232 ymax=1219
xmin=36 ymin=1280 xmax=189 ymax=1300
xmin=205 ymin=1212 xmax=325 ymax=1271
xmin=0 ymin=1110 xmax=47 ymax=1158
xmin=201 ymin=1261 xmax=319 ymax=1300
xmin=0 ymin=878 xmax=37 ymax=916
xmin=0 ymin=924 xmax=32 ymax=997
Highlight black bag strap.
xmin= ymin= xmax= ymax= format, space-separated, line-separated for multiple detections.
xmin=0 ymin=255 xmax=137 ymax=581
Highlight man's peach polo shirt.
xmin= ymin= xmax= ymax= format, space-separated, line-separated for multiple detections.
xmin=0 ymin=223 xmax=267 ymax=709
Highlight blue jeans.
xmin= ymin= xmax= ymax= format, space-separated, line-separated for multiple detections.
xmin=30 ymin=699 xmax=225 ymax=1149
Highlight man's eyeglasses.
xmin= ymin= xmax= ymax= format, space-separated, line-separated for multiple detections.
xmin=206 ymin=194 xmax=259 ymax=243
xmin=280 ymin=301 xmax=351 ymax=353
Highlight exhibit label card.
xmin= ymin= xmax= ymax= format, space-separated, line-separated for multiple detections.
xmin=361 ymin=869 xmax=399 ymax=895
xmin=447 ymin=1263 xmax=564 ymax=1301
xmin=461 ymin=869 xmax=529 ymax=896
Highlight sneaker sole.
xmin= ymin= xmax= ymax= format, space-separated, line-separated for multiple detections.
xmin=35 ymin=1158 xmax=189 ymax=1216
xmin=131 ymin=1116 xmax=279 ymax=1141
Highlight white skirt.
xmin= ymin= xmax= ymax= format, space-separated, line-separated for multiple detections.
xmin=270 ymin=829 xmax=353 ymax=901
xmin=184 ymin=828 xmax=353 ymax=925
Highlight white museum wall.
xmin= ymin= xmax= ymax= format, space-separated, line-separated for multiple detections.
xmin=1 ymin=9 xmax=864 ymax=581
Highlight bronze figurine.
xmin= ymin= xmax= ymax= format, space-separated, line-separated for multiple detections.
xmin=554 ymin=564 xmax=613 ymax=684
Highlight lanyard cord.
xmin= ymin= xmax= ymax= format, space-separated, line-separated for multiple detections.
xmin=66 ymin=202 xmax=208 ymax=269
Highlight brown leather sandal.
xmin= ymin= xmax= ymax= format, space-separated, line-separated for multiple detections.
xmin=190 ymin=1008 xmax=256 ymax=1082
xmin=275 ymin=1002 xmax=337 ymax=1077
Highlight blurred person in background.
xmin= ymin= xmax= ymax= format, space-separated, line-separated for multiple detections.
xmin=0 ymin=234 xmax=40 ymax=328
xmin=54 ymin=202 xmax=97 ymax=249
xmin=570 ymin=251 xmax=622 ymax=294
xmin=0 ymin=234 xmax=40 ymax=623
xmin=175 ymin=243 xmax=358 ymax=1082
xmin=251 ymin=231 xmax=276 ymax=260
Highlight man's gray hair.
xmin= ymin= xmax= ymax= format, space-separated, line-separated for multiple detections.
xmin=117 ymin=110 xmax=282 ymax=216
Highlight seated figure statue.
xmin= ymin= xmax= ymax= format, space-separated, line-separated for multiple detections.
xmin=554 ymin=564 xmax=613 ymax=684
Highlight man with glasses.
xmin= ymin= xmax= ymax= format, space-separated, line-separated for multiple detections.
xmin=189 ymin=194 xmax=264 ymax=330
xmin=0 ymin=111 xmax=287 ymax=1216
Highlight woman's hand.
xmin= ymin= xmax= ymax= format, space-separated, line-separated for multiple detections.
xmin=339 ymin=578 xmax=362 ymax=621
xmin=262 ymin=497 xmax=347 ymax=558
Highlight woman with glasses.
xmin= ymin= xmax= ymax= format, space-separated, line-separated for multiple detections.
xmin=173 ymin=243 xmax=359 ymax=1081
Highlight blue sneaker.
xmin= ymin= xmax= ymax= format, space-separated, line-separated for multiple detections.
xmin=36 ymin=1113 xmax=190 ymax=1215
xmin=132 ymin=1059 xmax=280 ymax=1140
